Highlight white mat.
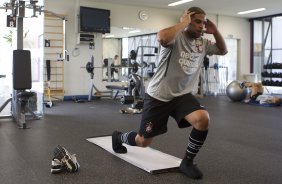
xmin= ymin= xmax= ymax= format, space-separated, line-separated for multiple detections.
xmin=86 ymin=136 xmax=181 ymax=174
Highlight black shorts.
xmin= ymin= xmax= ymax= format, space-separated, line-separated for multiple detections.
xmin=139 ymin=93 xmax=206 ymax=138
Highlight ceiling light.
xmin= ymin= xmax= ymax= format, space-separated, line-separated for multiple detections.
xmin=168 ymin=0 xmax=193 ymax=7
xmin=237 ymin=8 xmax=266 ymax=15
xmin=129 ymin=30 xmax=141 ymax=34
xmin=122 ymin=27 xmax=134 ymax=30
xmin=104 ymin=35 xmax=115 ymax=38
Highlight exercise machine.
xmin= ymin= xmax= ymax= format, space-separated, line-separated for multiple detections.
xmin=119 ymin=72 xmax=144 ymax=114
xmin=86 ymin=55 xmax=112 ymax=101
xmin=12 ymin=50 xmax=40 ymax=129
xmin=119 ymin=46 xmax=158 ymax=114
xmin=134 ymin=46 xmax=159 ymax=79
xmin=119 ymin=58 xmax=144 ymax=113
xmin=103 ymin=58 xmax=120 ymax=82
xmin=0 ymin=0 xmax=44 ymax=126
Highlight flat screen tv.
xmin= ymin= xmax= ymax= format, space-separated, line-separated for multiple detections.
xmin=80 ymin=6 xmax=110 ymax=33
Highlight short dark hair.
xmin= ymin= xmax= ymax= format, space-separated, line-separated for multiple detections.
xmin=188 ymin=7 xmax=206 ymax=15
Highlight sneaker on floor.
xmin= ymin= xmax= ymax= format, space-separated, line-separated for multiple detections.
xmin=53 ymin=145 xmax=80 ymax=173
xmin=179 ymin=158 xmax=203 ymax=179
xmin=51 ymin=158 xmax=67 ymax=174
xmin=112 ymin=131 xmax=127 ymax=154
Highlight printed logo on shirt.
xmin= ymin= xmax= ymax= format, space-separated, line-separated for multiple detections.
xmin=195 ymin=39 xmax=204 ymax=53
xmin=178 ymin=51 xmax=200 ymax=74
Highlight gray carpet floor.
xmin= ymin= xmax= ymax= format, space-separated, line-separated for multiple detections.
xmin=0 ymin=96 xmax=282 ymax=184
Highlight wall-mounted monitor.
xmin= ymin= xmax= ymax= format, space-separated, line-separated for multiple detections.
xmin=80 ymin=6 xmax=110 ymax=33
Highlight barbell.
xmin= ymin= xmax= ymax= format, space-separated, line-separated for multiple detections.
xmin=82 ymin=62 xmax=146 ymax=74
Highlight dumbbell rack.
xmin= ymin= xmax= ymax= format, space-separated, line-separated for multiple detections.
xmin=261 ymin=63 xmax=282 ymax=87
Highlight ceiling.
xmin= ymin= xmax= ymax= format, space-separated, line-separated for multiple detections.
xmin=93 ymin=0 xmax=282 ymax=19
xmin=96 ymin=0 xmax=282 ymax=38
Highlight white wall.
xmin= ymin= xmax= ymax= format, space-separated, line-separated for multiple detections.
xmin=45 ymin=0 xmax=250 ymax=96
xmin=218 ymin=16 xmax=251 ymax=78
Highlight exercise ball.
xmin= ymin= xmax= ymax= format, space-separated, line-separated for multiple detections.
xmin=226 ymin=80 xmax=248 ymax=102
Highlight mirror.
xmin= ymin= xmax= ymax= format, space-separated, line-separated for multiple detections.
xmin=102 ymin=26 xmax=159 ymax=82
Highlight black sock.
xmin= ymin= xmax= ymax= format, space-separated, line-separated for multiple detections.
xmin=120 ymin=131 xmax=137 ymax=146
xmin=185 ymin=128 xmax=208 ymax=160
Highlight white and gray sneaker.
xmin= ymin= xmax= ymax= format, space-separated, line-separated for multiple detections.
xmin=51 ymin=158 xmax=67 ymax=174
xmin=53 ymin=145 xmax=80 ymax=173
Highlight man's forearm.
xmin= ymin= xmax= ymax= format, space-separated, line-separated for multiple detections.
xmin=213 ymin=30 xmax=228 ymax=55
xmin=157 ymin=22 xmax=187 ymax=47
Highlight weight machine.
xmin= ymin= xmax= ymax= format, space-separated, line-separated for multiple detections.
xmin=13 ymin=50 xmax=40 ymax=129
xmin=119 ymin=72 xmax=144 ymax=114
xmin=85 ymin=55 xmax=112 ymax=101
xmin=119 ymin=46 xmax=158 ymax=114
xmin=0 ymin=1 xmax=64 ymax=127
xmin=1 ymin=0 xmax=69 ymax=127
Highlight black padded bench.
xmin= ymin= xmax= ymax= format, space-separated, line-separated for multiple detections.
xmin=106 ymin=85 xmax=128 ymax=99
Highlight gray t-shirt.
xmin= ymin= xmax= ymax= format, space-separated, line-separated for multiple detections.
xmin=147 ymin=32 xmax=221 ymax=102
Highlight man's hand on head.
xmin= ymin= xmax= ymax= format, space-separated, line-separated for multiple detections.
xmin=180 ymin=10 xmax=195 ymax=26
xmin=204 ymin=19 xmax=218 ymax=34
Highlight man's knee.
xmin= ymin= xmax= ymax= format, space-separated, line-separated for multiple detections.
xmin=186 ymin=110 xmax=210 ymax=130
xmin=197 ymin=113 xmax=209 ymax=129
xmin=135 ymin=135 xmax=153 ymax=147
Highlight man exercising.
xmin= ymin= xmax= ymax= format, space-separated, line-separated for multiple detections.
xmin=112 ymin=7 xmax=227 ymax=179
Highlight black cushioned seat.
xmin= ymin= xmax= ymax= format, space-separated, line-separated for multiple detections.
xmin=17 ymin=91 xmax=36 ymax=99
xmin=106 ymin=85 xmax=128 ymax=91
